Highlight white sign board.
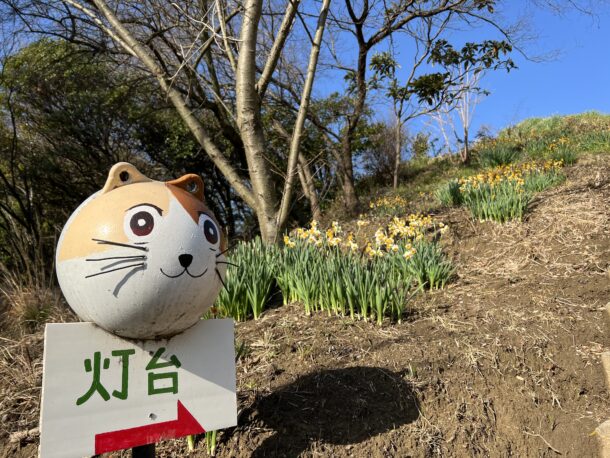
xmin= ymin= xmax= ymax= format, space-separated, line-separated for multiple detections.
xmin=39 ymin=319 xmax=236 ymax=457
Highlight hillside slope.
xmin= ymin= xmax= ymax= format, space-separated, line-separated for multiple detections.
xmin=1 ymin=154 xmax=610 ymax=457
xmin=218 ymin=154 xmax=610 ymax=457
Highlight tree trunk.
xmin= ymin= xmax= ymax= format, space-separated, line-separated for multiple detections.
xmin=339 ymin=135 xmax=359 ymax=213
xmin=271 ymin=121 xmax=323 ymax=226
xmin=275 ymin=0 xmax=331 ymax=240
xmin=90 ymin=0 xmax=258 ymax=212
xmin=297 ymin=156 xmax=322 ymax=222
xmin=393 ymin=121 xmax=401 ymax=189
xmin=235 ymin=0 xmax=280 ymax=242
xmin=461 ymin=127 xmax=470 ymax=164
xmin=336 ymin=34 xmax=367 ymax=214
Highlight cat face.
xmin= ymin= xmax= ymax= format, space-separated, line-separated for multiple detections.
xmin=55 ymin=163 xmax=227 ymax=339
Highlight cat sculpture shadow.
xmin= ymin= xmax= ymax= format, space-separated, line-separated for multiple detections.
xmin=248 ymin=366 xmax=420 ymax=457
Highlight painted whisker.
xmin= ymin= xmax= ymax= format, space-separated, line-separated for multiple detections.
xmin=86 ymin=255 xmax=147 ymax=262
xmin=86 ymin=263 xmax=146 ymax=278
xmin=92 ymin=238 xmax=148 ymax=252
xmin=101 ymin=257 xmax=148 ymax=271
xmin=216 ymin=261 xmax=239 ymax=268
xmin=215 ymin=244 xmax=237 ymax=258
xmin=215 ymin=268 xmax=228 ymax=291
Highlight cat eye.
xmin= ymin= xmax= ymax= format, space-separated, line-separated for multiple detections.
xmin=130 ymin=211 xmax=154 ymax=236
xmin=124 ymin=204 xmax=163 ymax=240
xmin=204 ymin=220 xmax=218 ymax=244
xmin=198 ymin=213 xmax=219 ymax=246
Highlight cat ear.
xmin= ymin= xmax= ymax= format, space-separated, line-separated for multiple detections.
xmin=166 ymin=174 xmax=205 ymax=201
xmin=101 ymin=163 xmax=152 ymax=194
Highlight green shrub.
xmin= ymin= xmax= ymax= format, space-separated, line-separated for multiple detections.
xmin=435 ymin=179 xmax=463 ymax=207
xmin=478 ymin=142 xmax=521 ymax=167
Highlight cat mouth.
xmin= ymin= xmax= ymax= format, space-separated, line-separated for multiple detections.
xmin=160 ymin=267 xmax=208 ymax=279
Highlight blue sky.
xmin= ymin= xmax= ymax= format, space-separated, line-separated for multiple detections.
xmin=314 ymin=2 xmax=610 ymax=143
xmin=468 ymin=3 xmax=610 ymax=135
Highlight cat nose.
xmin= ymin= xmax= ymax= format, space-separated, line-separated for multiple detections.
xmin=178 ymin=254 xmax=193 ymax=268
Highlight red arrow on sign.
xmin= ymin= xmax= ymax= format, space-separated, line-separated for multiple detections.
xmin=94 ymin=400 xmax=205 ymax=454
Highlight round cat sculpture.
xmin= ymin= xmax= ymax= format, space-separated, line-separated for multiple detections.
xmin=55 ymin=162 xmax=227 ymax=339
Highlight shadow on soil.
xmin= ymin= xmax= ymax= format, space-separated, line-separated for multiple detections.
xmin=248 ymin=366 xmax=419 ymax=457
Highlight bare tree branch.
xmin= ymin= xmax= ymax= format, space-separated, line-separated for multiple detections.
xmin=256 ymin=0 xmax=300 ymax=98
xmin=90 ymin=0 xmax=257 ymax=209
xmin=275 ymin=0 xmax=331 ymax=237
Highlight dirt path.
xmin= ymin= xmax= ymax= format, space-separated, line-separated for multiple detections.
xmin=2 ymin=155 xmax=610 ymax=457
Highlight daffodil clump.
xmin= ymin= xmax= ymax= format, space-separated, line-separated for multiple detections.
xmin=478 ymin=139 xmax=521 ymax=167
xmin=460 ymin=177 xmax=530 ymax=223
xmin=286 ymin=220 xmax=353 ymax=250
xmin=214 ymin=215 xmax=454 ymax=325
xmin=214 ymin=238 xmax=277 ymax=321
xmin=547 ymin=136 xmax=569 ymax=151
xmin=435 ymin=179 xmax=463 ymax=207
xmin=276 ymin=216 xmax=453 ymax=324
xmin=459 ymin=160 xmax=563 ymax=189
xmin=276 ymin=241 xmax=416 ymax=324
xmin=368 ymin=194 xmax=409 ymax=215
xmin=540 ymin=137 xmax=576 ymax=165
xmin=435 ymin=160 xmax=566 ymax=223
xmin=283 ymin=214 xmax=447 ymax=260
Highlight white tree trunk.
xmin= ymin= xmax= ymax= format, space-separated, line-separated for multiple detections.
xmin=236 ymin=0 xmax=281 ymax=242
xmin=275 ymin=0 xmax=331 ymax=239
xmin=393 ymin=119 xmax=402 ymax=189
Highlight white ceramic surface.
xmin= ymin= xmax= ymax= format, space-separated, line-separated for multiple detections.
xmin=55 ymin=163 xmax=226 ymax=339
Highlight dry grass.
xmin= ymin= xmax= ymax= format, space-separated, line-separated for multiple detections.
xmin=449 ymin=156 xmax=610 ymax=284
xmin=0 ymin=271 xmax=75 ymax=445
xmin=0 ymin=333 xmax=43 ymax=440
xmin=0 ymin=269 xmax=73 ymax=336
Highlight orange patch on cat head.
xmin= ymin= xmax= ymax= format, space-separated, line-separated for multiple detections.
xmin=57 ymin=181 xmax=170 ymax=261
xmin=166 ymin=174 xmax=206 ymax=224
xmin=57 ymin=163 xmax=224 ymax=260
xmin=166 ymin=177 xmax=227 ymax=251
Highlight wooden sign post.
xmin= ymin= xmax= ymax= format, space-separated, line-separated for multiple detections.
xmin=132 ymin=443 xmax=156 ymax=457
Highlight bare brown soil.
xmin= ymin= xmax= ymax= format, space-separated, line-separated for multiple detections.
xmin=2 ymin=155 xmax=610 ymax=457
